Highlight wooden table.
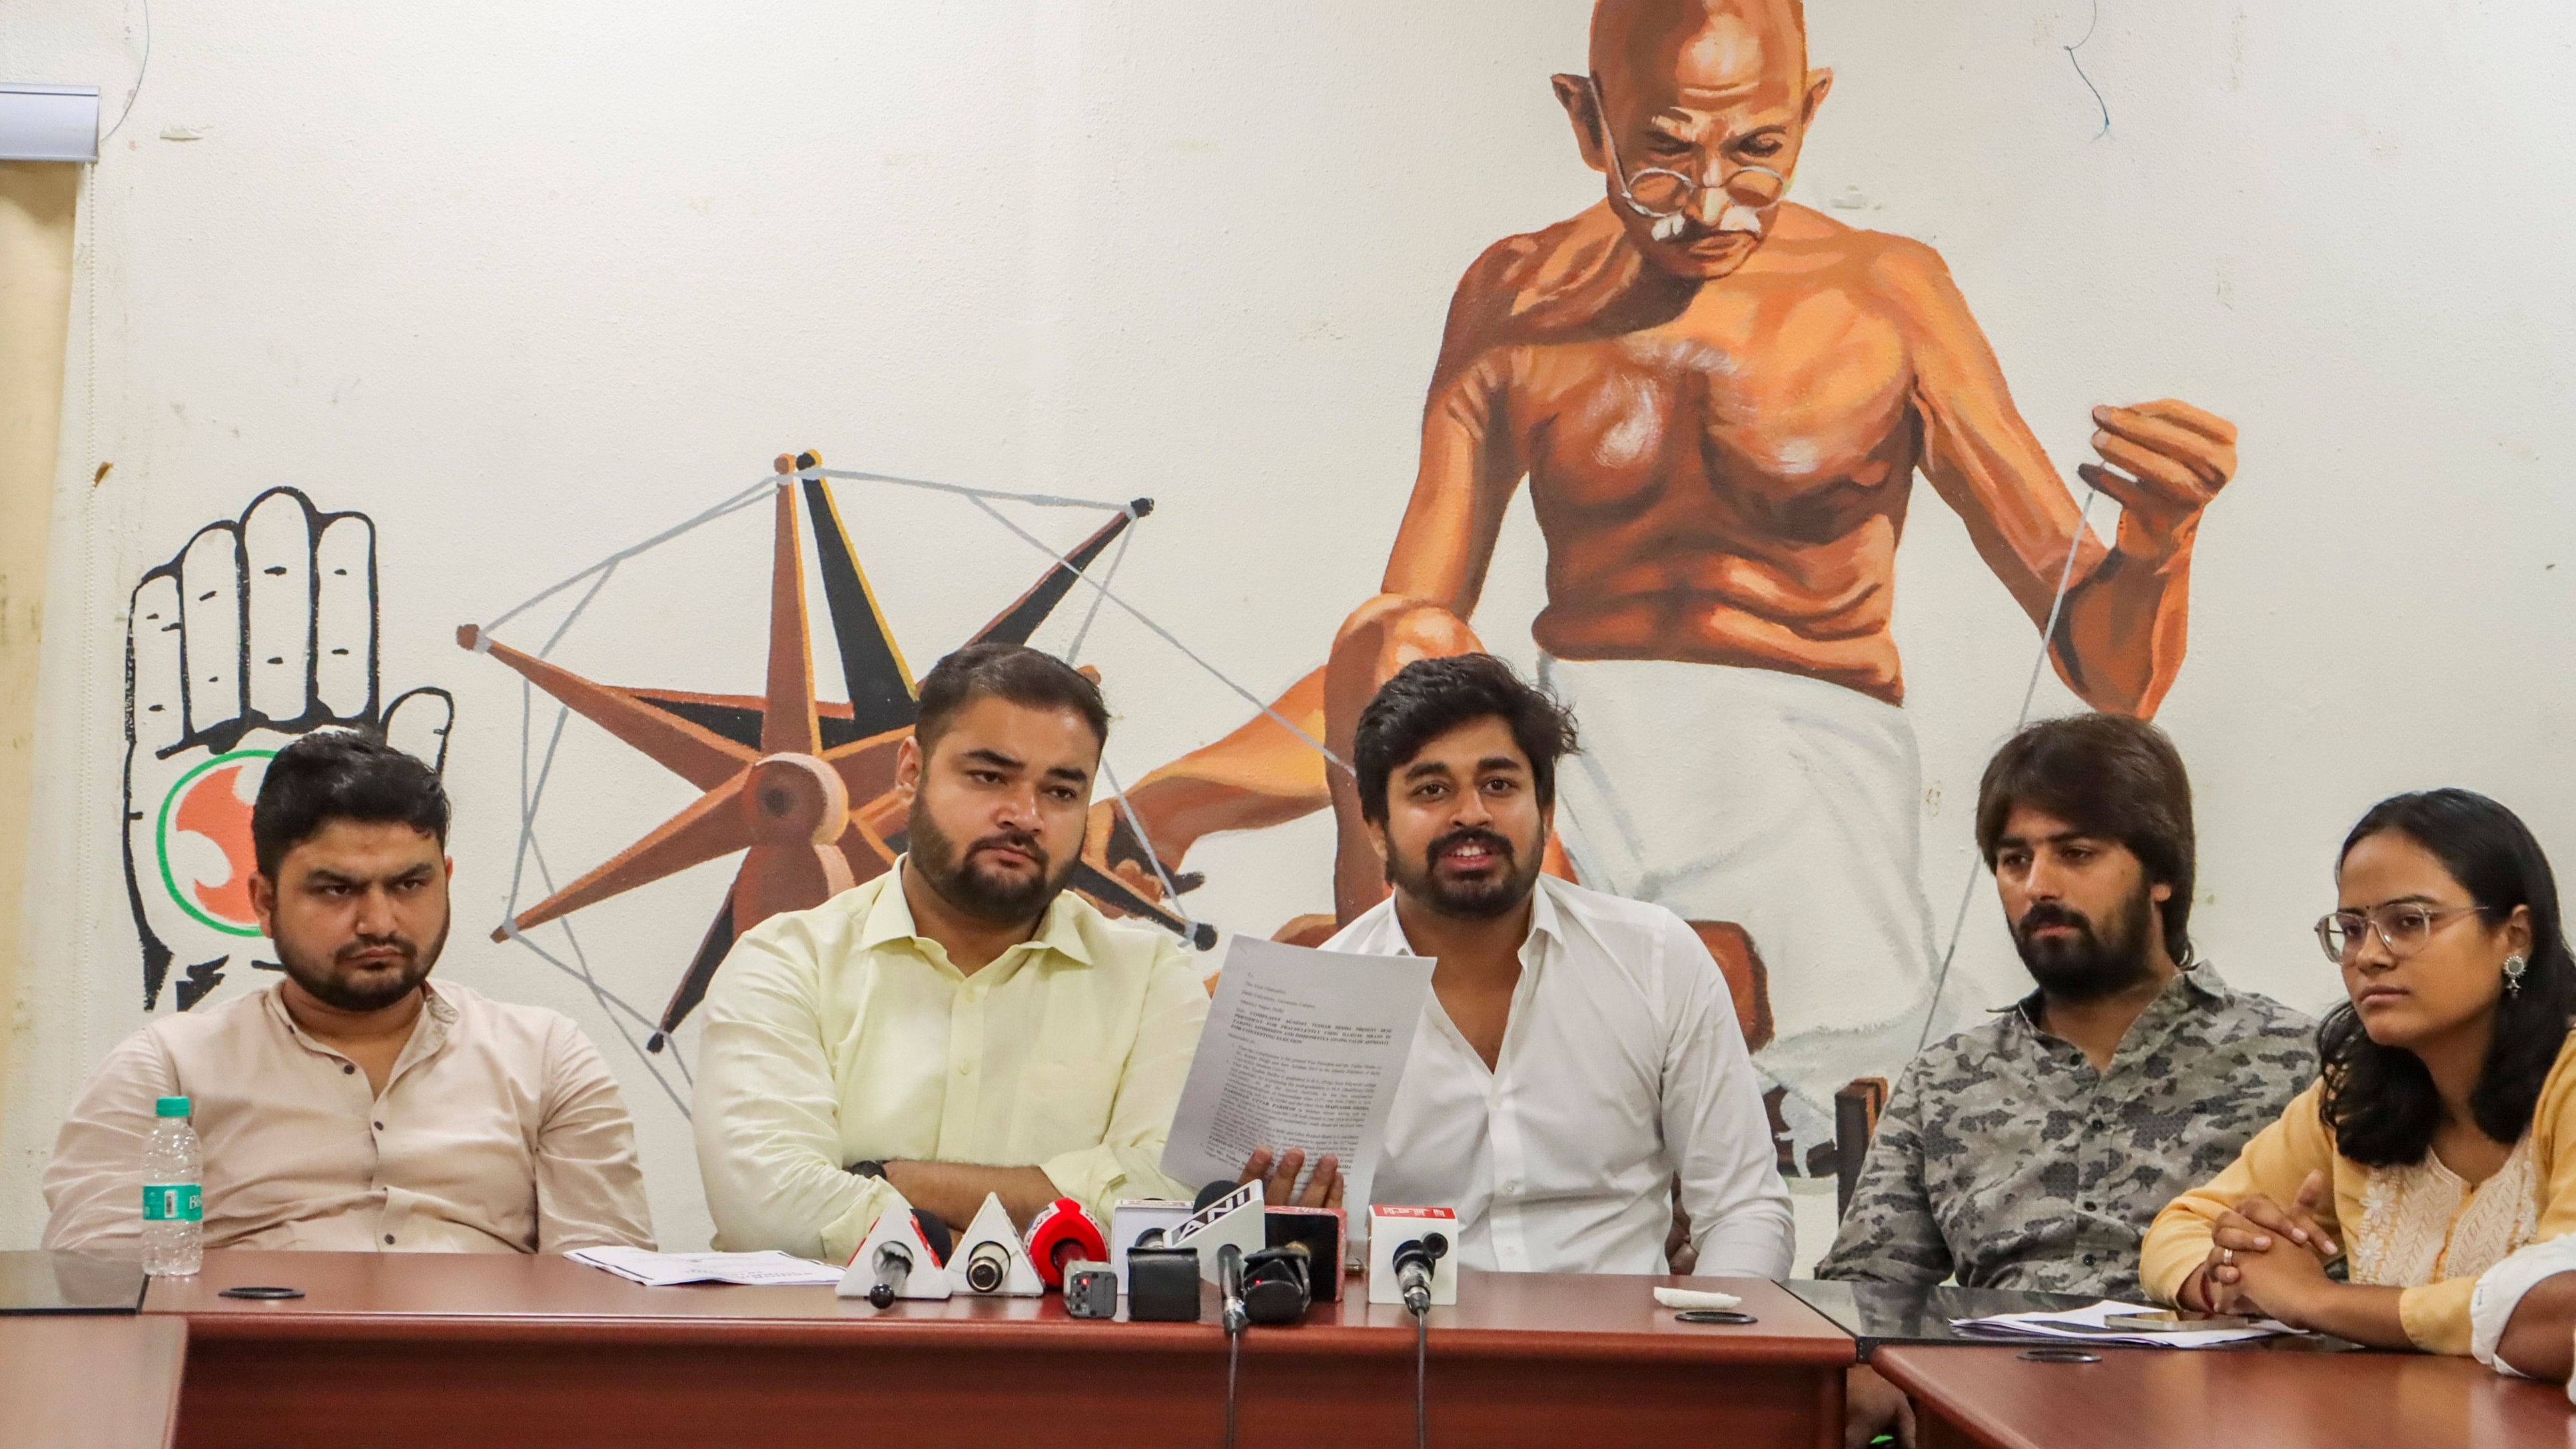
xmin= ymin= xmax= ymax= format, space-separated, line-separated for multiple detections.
xmin=0 ymin=1316 xmax=188 ymax=1449
xmin=145 ymin=1252 xmax=1852 ymax=1448
xmin=1875 ymin=1342 xmax=2576 ymax=1449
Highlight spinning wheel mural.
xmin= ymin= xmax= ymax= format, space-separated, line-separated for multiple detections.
xmin=461 ymin=450 xmax=1212 ymax=1075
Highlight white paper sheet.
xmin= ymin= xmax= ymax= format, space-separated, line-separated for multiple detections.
xmin=1950 ymin=1298 xmax=2300 ymax=1349
xmin=1159 ymin=935 xmax=1433 ymax=1208
xmin=568 ymin=1246 xmax=845 ymax=1288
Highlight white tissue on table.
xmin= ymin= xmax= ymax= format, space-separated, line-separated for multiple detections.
xmin=1653 ymin=1286 xmax=1744 ymax=1310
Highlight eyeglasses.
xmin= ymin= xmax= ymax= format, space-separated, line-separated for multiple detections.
xmin=2314 ymin=903 xmax=2492 ymax=964
xmin=1582 ymin=74 xmax=1787 ymax=239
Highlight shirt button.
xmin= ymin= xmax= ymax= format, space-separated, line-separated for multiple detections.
xmin=383 ymin=1234 xmax=396 ymax=1245
xmin=373 ymin=1121 xmax=386 ymax=1131
xmin=342 ymin=1064 xmax=356 ymax=1075
xmin=957 ymin=1061 xmax=972 ymax=1077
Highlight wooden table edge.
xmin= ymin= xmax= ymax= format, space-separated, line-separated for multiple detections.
xmin=161 ymin=1306 xmax=1853 ymax=1364
xmin=1869 ymin=1344 xmax=2112 ymax=1449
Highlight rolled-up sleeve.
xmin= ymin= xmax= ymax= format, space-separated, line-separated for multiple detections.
xmin=2474 ymin=1235 xmax=2576 ymax=1378
xmin=693 ymin=919 xmax=899 ymax=1262
xmin=534 ymin=1018 xmax=657 ymax=1252
xmin=41 ymin=1031 xmax=180 ymax=1253
xmin=1661 ymin=918 xmax=1794 ymax=1280
xmin=1039 ymin=941 xmax=1208 ymax=1219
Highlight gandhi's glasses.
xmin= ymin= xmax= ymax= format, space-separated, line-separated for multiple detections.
xmin=2314 ymin=903 xmax=2491 ymax=964
xmin=1583 ymin=74 xmax=1787 ymax=238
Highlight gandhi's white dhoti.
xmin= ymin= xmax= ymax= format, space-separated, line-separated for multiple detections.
xmin=1539 ymin=657 xmax=1949 ymax=1170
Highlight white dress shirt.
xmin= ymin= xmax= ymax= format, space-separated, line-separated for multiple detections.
xmin=1328 ymin=874 xmax=1794 ymax=1278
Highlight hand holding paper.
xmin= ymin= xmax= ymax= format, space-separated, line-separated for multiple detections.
xmin=1161 ymin=936 xmax=1433 ymax=1210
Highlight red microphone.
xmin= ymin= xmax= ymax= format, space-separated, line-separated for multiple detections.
xmin=1024 ymin=1198 xmax=1108 ymax=1288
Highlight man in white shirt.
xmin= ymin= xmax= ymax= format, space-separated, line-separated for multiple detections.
xmin=1319 ymin=654 xmax=1793 ymax=1277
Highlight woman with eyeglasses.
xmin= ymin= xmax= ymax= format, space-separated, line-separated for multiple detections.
xmin=2138 ymin=789 xmax=2576 ymax=1352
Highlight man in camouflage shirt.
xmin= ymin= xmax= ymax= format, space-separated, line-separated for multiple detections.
xmin=1820 ymin=714 xmax=2315 ymax=1300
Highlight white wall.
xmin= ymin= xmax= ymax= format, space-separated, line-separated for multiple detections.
xmin=7 ymin=1 xmax=2574 ymax=1263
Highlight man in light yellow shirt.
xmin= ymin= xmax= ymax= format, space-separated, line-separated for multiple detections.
xmin=695 ymin=644 xmax=1248 ymax=1261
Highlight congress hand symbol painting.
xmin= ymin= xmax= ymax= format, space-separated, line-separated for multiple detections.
xmin=122 ymin=488 xmax=453 ymax=1011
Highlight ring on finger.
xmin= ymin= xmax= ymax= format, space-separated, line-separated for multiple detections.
xmin=2220 ymin=1247 xmax=2234 ymax=1266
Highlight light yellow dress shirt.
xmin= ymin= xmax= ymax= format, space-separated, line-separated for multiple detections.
xmin=693 ymin=865 xmax=1210 ymax=1262
xmin=42 ymin=981 xmax=655 ymax=1254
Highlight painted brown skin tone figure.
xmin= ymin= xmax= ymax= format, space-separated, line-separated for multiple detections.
xmin=2179 ymin=831 xmax=2529 ymax=1348
xmin=248 ymin=821 xmax=456 ymax=1097
xmin=883 ymin=696 xmax=1338 ymax=1230
xmin=1087 ymin=0 xmax=2236 ymax=1030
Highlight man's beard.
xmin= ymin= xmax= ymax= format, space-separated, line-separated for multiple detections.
xmin=1386 ymin=825 xmax=1543 ymax=921
xmin=908 ymin=807 xmax=1076 ymax=927
xmin=2012 ymin=891 xmax=2156 ymax=1002
xmin=277 ymin=915 xmax=446 ymax=1013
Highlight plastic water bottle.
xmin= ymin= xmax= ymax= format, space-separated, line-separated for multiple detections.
xmin=141 ymin=1095 xmax=204 ymax=1276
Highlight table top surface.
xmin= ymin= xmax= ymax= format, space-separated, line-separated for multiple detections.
xmin=1783 ymin=1279 xmax=2361 ymax=1355
xmin=144 ymin=1250 xmax=1854 ymax=1365
xmin=1875 ymin=1342 xmax=2576 ymax=1448
xmin=0 ymin=1315 xmax=187 ymax=1449
xmin=0 ymin=1250 xmax=148 ymax=1314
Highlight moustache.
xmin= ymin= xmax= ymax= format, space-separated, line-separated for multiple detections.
xmin=335 ymin=937 xmax=418 ymax=965
xmin=2014 ymin=902 xmax=2095 ymax=941
xmin=1646 ymin=204 xmax=1768 ymax=243
xmin=1428 ymin=827 xmax=1515 ymax=864
xmin=969 ymin=831 xmax=1049 ymax=868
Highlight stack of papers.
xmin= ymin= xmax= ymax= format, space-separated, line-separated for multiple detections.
xmin=569 ymin=1246 xmax=845 ymax=1288
xmin=1951 ymin=1298 xmax=2298 ymax=1349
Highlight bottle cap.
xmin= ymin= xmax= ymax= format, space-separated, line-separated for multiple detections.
xmin=155 ymin=1096 xmax=191 ymax=1118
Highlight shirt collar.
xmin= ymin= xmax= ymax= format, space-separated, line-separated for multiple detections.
xmin=261 ymin=978 xmax=456 ymax=1064
xmin=2001 ymin=959 xmax=2229 ymax=1037
xmin=1372 ymin=875 xmax=1560 ymax=963
xmin=857 ymin=860 xmax=1095 ymax=969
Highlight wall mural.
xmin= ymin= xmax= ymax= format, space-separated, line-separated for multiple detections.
xmin=121 ymin=488 xmax=453 ymax=1011
xmin=107 ymin=1 xmax=2245 ymax=1187
xmin=459 ymin=451 xmax=1204 ymax=1062
xmin=1080 ymin=0 xmax=2238 ymax=1179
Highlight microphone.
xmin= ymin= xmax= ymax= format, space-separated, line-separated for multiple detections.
xmin=1394 ymin=1231 xmax=1449 ymax=1317
xmin=961 ymin=1240 xmax=1011 ymax=1294
xmin=1024 ymin=1198 xmax=1109 ymax=1288
xmin=1218 ymin=1242 xmax=1248 ymax=1335
xmin=1143 ymin=1165 xmax=1262 ymax=1248
xmin=915 ymin=1209 xmax=955 ymax=1264
xmin=867 ymin=1210 xmax=955 ymax=1309
xmin=1241 ymin=1242 xmax=1313 ymax=1325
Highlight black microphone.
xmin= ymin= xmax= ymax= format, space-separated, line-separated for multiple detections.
xmin=1218 ymin=1242 xmax=1248 ymax=1335
xmin=915 ymin=1209 xmax=955 ymax=1264
xmin=1394 ymin=1231 xmax=1449 ymax=1317
xmin=1241 ymin=1242 xmax=1312 ymax=1325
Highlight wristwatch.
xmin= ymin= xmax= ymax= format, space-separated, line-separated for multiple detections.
xmin=849 ymin=1160 xmax=887 ymax=1180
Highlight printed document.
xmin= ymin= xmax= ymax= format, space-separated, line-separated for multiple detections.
xmin=569 ymin=1246 xmax=845 ymax=1288
xmin=1951 ymin=1298 xmax=2299 ymax=1348
xmin=1160 ymin=935 xmax=1432 ymax=1208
